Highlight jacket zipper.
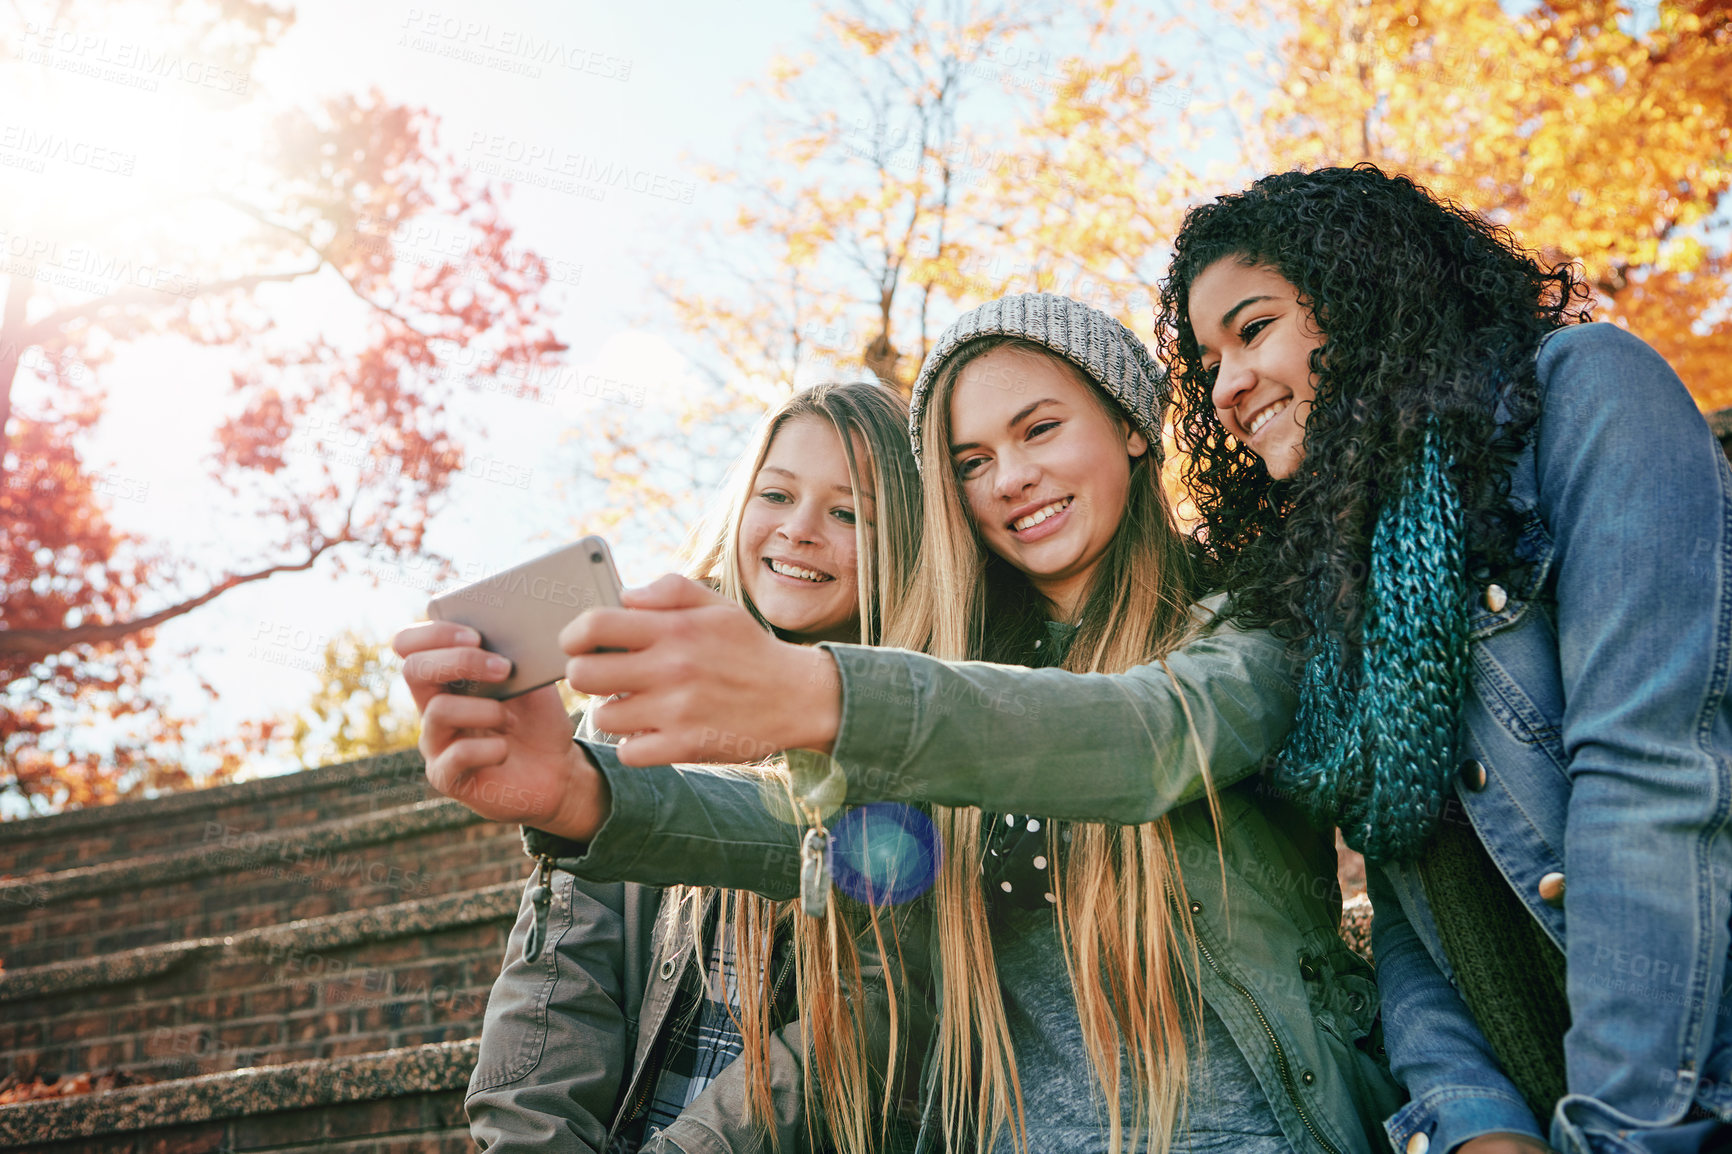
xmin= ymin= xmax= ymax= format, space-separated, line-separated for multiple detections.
xmin=768 ymin=941 xmax=796 ymax=1012
xmin=1191 ymin=918 xmax=1343 ymax=1154
xmin=618 ymin=1046 xmax=659 ymax=1130
xmin=611 ymin=948 xmax=692 ymax=1137
xmin=523 ymin=853 xmax=555 ymax=963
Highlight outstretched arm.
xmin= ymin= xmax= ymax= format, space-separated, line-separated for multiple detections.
xmin=562 ymin=584 xmax=1301 ymax=820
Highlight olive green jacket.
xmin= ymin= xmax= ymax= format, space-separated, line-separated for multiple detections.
xmin=468 ymin=874 xmax=814 ymax=1154
xmin=544 ymin=603 xmax=1403 ymax=1154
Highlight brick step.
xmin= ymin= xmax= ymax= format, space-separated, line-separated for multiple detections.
xmin=0 ymin=751 xmax=439 ymax=877
xmin=0 ymin=828 xmax=524 ymax=971
xmin=0 ymin=883 xmax=519 ymax=1088
xmin=0 ymin=1039 xmax=479 ymax=1152
xmin=0 ymin=799 xmax=527 ymax=968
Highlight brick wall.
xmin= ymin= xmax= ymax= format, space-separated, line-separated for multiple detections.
xmin=0 ymin=751 xmax=527 ymax=1151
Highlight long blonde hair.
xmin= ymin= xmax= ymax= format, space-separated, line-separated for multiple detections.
xmin=887 ymin=338 xmax=1214 ymax=1154
xmin=667 ymin=380 xmax=923 ymax=1152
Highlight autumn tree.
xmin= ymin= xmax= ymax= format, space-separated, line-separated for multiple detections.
xmin=568 ymin=0 xmax=1071 ymax=556
xmin=0 ymin=0 xmax=563 ymax=811
xmin=1218 ymin=0 xmax=1732 ymax=407
xmin=276 ymin=630 xmax=418 ymax=769
xmin=669 ymin=0 xmax=1064 ymax=389
xmin=1252 ymin=0 xmax=1732 ymax=409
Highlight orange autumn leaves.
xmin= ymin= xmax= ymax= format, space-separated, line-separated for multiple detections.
xmin=663 ymin=0 xmax=1729 ymax=412
xmin=1257 ymin=0 xmax=1732 ymax=408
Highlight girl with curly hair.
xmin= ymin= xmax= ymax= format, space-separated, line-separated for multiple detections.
xmin=1157 ymin=165 xmax=1732 ymax=1154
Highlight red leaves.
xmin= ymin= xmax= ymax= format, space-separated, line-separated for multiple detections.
xmin=0 ymin=8 xmax=562 ymax=813
xmin=0 ymin=1069 xmax=156 ymax=1105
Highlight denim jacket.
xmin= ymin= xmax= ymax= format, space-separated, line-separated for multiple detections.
xmin=1370 ymin=323 xmax=1732 ymax=1154
xmin=557 ymin=603 xmax=1404 ymax=1154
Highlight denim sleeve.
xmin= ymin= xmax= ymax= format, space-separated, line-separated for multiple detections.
xmin=819 ymin=604 xmax=1300 ymax=821
xmin=1532 ymin=325 xmax=1732 ymax=1143
xmin=1368 ymin=864 xmax=1545 ymax=1152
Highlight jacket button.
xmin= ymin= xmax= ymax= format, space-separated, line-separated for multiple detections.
xmin=1459 ymin=758 xmax=1488 ymax=791
xmin=1483 ymin=583 xmax=1509 ymax=613
xmin=1347 ymin=992 xmax=1367 ymax=1014
xmin=1406 ymin=1134 xmax=1430 ymax=1154
xmin=1189 ymin=901 xmax=1202 ymax=914
xmin=1299 ymin=958 xmax=1319 ymax=981
xmin=1301 ymin=1069 xmax=1315 ymax=1086
xmin=1538 ymin=872 xmax=1566 ymax=906
xmin=659 ymin=958 xmax=677 ymax=981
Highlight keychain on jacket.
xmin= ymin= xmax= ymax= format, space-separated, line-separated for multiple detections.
xmin=787 ymin=749 xmax=846 ymax=918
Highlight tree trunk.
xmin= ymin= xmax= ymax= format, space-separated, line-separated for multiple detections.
xmin=0 ymin=273 xmax=33 ymax=484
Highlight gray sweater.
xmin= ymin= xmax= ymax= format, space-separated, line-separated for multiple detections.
xmin=988 ymin=892 xmax=1292 ymax=1153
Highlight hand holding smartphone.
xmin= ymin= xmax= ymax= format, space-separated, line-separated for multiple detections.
xmin=425 ymin=536 xmax=623 ymax=699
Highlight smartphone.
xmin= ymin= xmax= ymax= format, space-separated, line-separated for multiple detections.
xmin=426 ymin=536 xmax=624 ymax=699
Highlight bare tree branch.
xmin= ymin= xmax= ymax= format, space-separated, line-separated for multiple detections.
xmin=0 ymin=533 xmax=354 ymax=665
xmin=212 ymin=194 xmax=430 ymax=333
xmin=20 ymin=266 xmax=321 ymax=346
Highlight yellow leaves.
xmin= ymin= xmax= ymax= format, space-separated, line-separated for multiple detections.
xmin=827 ymin=14 xmax=894 ymax=56
xmin=1658 ymin=236 xmax=1709 ymax=275
xmin=1260 ymin=0 xmax=1731 ymax=408
xmin=1659 ymin=5 xmax=1703 ymax=36
xmin=764 ymin=52 xmax=814 ymax=97
xmin=283 ymin=629 xmax=418 ymax=769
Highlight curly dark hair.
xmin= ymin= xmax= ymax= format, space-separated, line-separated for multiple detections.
xmin=1156 ymin=164 xmax=1591 ymax=644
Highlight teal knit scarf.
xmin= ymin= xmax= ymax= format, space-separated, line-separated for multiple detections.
xmin=1274 ymin=422 xmax=1471 ymax=863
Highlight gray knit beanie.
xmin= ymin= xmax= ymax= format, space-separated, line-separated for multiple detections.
xmin=907 ymin=293 xmax=1169 ymax=467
